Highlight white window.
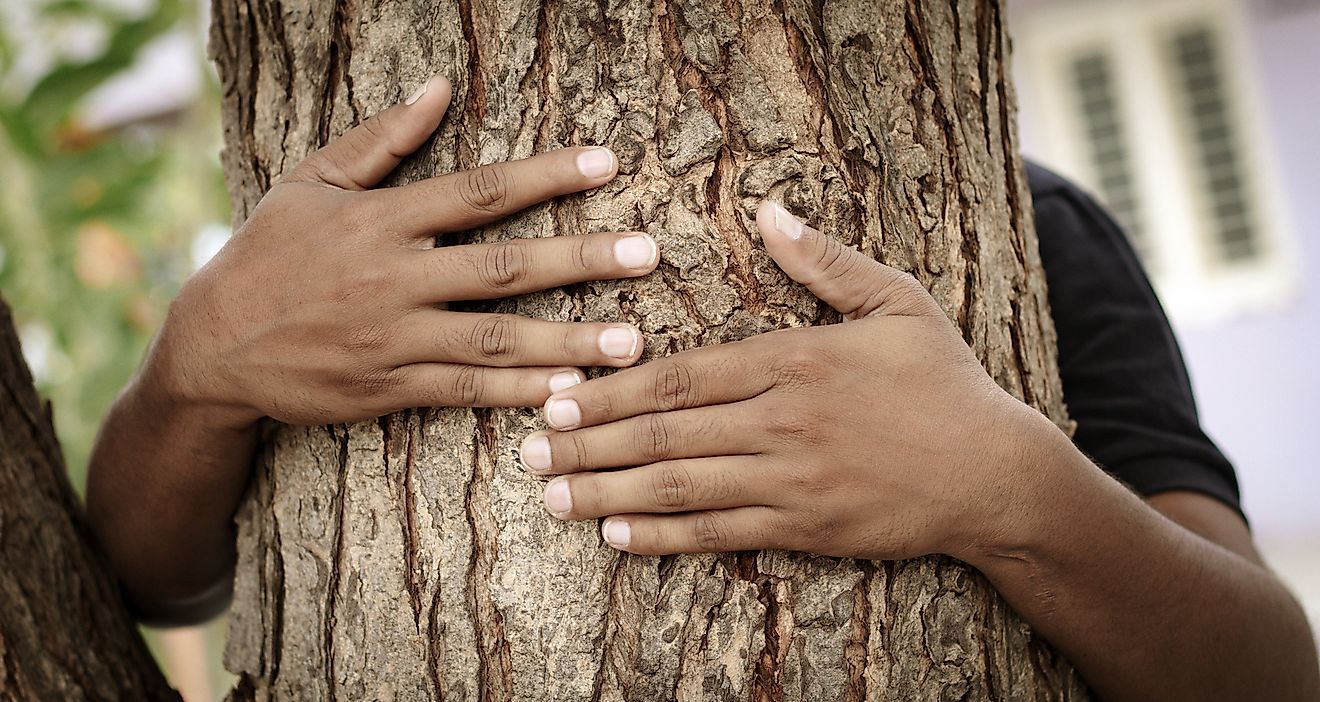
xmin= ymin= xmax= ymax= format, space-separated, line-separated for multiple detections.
xmin=1010 ymin=0 xmax=1298 ymax=327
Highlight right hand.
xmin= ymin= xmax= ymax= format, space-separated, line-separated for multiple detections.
xmin=150 ymin=75 xmax=658 ymax=428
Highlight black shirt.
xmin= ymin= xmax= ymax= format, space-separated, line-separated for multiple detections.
xmin=1028 ymin=162 xmax=1243 ymax=517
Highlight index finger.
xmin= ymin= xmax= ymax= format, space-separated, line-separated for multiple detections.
xmin=284 ymin=75 xmax=454 ymax=190
xmin=376 ymin=146 xmax=619 ymax=238
xmin=540 ymin=339 xmax=776 ymax=431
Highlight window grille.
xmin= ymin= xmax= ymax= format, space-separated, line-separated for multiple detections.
xmin=1068 ymin=50 xmax=1150 ymax=262
xmin=1167 ymin=24 xmax=1260 ymax=263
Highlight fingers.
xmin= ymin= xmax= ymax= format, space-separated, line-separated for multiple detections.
xmin=286 ymin=75 xmax=454 ymax=190
xmin=597 ymin=508 xmax=789 ymax=555
xmin=518 ymin=403 xmax=762 ymax=475
xmin=536 ymin=342 xmax=776 ymax=432
xmin=538 ymin=457 xmax=769 ymax=520
xmin=389 ymin=363 xmax=583 ymax=408
xmin=395 ymin=312 xmax=644 ymax=368
xmin=755 ymin=200 xmax=937 ymax=319
xmin=375 ymin=146 xmax=619 ymax=237
xmin=409 ymin=231 xmax=659 ymax=303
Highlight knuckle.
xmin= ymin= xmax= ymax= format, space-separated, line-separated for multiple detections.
xmin=337 ymin=365 xmax=394 ymax=398
xmin=770 ymin=343 xmax=824 ymax=387
xmin=469 ymin=314 xmax=519 ymax=362
xmin=357 ymin=117 xmax=388 ymax=148
xmin=564 ymin=432 xmax=591 ymax=471
xmin=460 ymin=164 xmax=511 ymax=213
xmin=576 ymin=388 xmax=618 ymax=425
xmin=341 ymin=193 xmax=388 ymax=232
xmin=320 ymin=148 xmax=361 ymax=187
xmin=651 ymin=363 xmax=697 ymax=411
xmin=286 ymin=156 xmax=323 ymax=184
xmin=316 ymin=194 xmax=382 ymax=242
xmin=478 ymin=242 xmax=530 ymax=291
xmin=779 ymin=461 xmax=823 ymax=493
xmin=291 ymin=152 xmax=344 ymax=186
xmin=343 ymin=321 xmax=391 ymax=355
xmin=448 ymin=365 xmax=485 ymax=406
xmin=633 ymin=414 xmax=672 ymax=461
xmin=335 ymin=261 xmax=394 ymax=304
xmin=650 ymin=463 xmax=695 ymax=510
xmin=555 ymin=324 xmax=578 ymax=358
xmin=875 ymin=271 xmax=935 ymax=316
xmin=813 ymin=236 xmax=850 ymax=275
xmin=572 ymin=236 xmax=601 ymax=273
xmin=766 ymin=407 xmax=821 ymax=444
xmin=798 ymin=508 xmax=841 ymax=542
xmin=566 ymin=476 xmax=596 ymax=515
xmin=692 ymin=511 xmax=728 ymax=552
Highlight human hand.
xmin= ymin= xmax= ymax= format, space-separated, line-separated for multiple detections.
xmin=150 ymin=75 xmax=659 ymax=428
xmin=519 ymin=200 xmax=1066 ymax=562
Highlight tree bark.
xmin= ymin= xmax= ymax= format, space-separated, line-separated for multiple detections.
xmin=0 ymin=297 xmax=178 ymax=701
xmin=211 ymin=1 xmax=1085 ymax=699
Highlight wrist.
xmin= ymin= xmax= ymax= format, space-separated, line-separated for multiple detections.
xmin=951 ymin=405 xmax=1084 ymax=569
xmin=133 ymin=358 xmax=259 ymax=434
xmin=136 ymin=306 xmax=260 ymax=432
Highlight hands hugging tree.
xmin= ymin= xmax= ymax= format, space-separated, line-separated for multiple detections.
xmin=521 ymin=199 xmax=1065 ymax=564
xmin=86 ymin=5 xmax=1320 ymax=689
xmin=153 ymin=76 xmax=665 ymax=429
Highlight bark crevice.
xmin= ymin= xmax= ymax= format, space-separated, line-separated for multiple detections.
xmin=212 ymin=2 xmax=1085 ymax=699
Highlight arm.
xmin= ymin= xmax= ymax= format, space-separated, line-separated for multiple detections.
xmin=978 ymin=462 xmax=1317 ymax=702
xmin=517 ymin=200 xmax=1320 ymax=700
xmin=87 ymin=75 xmax=662 ymax=624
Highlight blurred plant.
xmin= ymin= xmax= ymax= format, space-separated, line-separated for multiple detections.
xmin=0 ymin=0 xmax=230 ymax=488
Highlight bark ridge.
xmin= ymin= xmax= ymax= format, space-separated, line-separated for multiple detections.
xmin=212 ymin=1 xmax=1085 ymax=699
xmin=0 ymin=297 xmax=178 ymax=701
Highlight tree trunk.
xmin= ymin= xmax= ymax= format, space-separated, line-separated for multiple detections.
xmin=211 ymin=1 xmax=1085 ymax=699
xmin=0 ymin=297 xmax=178 ymax=701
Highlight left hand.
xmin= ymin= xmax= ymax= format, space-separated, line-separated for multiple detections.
xmin=518 ymin=200 xmax=1068 ymax=561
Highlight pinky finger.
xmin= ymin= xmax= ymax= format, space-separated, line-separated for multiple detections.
xmin=393 ymin=363 xmax=585 ymax=409
xmin=600 ymin=508 xmax=787 ymax=555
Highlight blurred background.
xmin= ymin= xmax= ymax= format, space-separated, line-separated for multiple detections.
xmin=1010 ymin=0 xmax=1320 ymax=648
xmin=0 ymin=0 xmax=1315 ymax=698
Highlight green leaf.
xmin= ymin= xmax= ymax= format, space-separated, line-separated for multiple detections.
xmin=18 ymin=0 xmax=183 ymax=150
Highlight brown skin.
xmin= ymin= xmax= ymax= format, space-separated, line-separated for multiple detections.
xmin=87 ymin=76 xmax=658 ymax=620
xmin=88 ymin=76 xmax=1319 ymax=696
xmin=527 ymin=204 xmax=1320 ymax=701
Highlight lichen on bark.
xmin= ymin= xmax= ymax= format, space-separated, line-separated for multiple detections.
xmin=212 ymin=0 xmax=1085 ymax=699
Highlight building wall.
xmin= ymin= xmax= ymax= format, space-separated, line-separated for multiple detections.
xmin=1175 ymin=1 xmax=1320 ymax=541
xmin=1009 ymin=0 xmax=1320 ymax=633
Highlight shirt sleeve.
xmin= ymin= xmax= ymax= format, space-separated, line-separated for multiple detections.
xmin=1027 ymin=163 xmax=1244 ymax=519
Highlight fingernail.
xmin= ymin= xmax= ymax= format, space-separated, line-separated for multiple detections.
xmin=771 ymin=202 xmax=804 ymax=240
xmin=405 ymin=80 xmax=429 ymax=106
xmin=598 ymin=326 xmax=639 ymax=360
xmin=613 ymin=234 xmax=657 ymax=269
xmin=576 ymin=147 xmax=616 ymax=179
xmin=520 ymin=435 xmax=552 ymax=473
xmin=548 ymin=371 xmax=583 ymax=393
xmin=602 ymin=519 xmax=631 ymax=549
xmin=545 ymin=398 xmax=582 ymax=430
xmin=544 ymin=477 xmax=572 ymax=515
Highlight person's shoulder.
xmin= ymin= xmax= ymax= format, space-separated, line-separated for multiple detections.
xmin=1024 ymin=160 xmax=1119 ymax=250
xmin=1025 ymin=160 xmax=1077 ymax=203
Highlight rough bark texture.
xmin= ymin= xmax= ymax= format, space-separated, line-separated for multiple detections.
xmin=0 ymin=297 xmax=178 ymax=702
xmin=211 ymin=1 xmax=1085 ymax=699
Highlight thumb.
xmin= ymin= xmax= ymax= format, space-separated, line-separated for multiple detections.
xmin=755 ymin=200 xmax=935 ymax=319
xmin=286 ymin=75 xmax=454 ymax=190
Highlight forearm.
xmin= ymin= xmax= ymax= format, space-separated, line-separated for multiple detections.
xmin=968 ymin=434 xmax=1320 ymax=701
xmin=86 ymin=353 xmax=257 ymax=625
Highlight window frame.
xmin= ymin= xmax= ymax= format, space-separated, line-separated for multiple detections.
xmin=1011 ymin=0 xmax=1299 ymax=328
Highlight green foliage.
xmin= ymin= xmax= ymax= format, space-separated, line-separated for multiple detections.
xmin=0 ymin=0 xmax=229 ymax=488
